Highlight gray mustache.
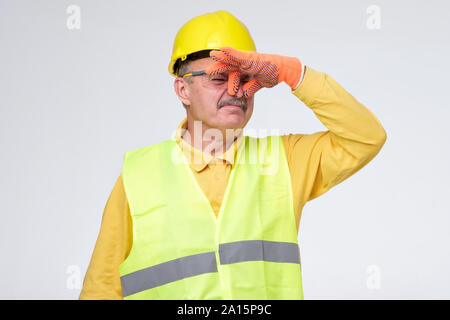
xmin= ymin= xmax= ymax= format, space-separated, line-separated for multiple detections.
xmin=218 ymin=98 xmax=247 ymax=111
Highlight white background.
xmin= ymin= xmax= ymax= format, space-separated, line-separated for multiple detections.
xmin=0 ymin=0 xmax=449 ymax=299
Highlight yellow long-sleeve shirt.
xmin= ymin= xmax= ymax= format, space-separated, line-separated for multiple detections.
xmin=79 ymin=67 xmax=387 ymax=299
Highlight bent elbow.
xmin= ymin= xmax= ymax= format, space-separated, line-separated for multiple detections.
xmin=375 ymin=126 xmax=387 ymax=149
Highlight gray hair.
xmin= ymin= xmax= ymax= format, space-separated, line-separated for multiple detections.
xmin=177 ymin=61 xmax=193 ymax=109
xmin=175 ymin=50 xmax=211 ymax=109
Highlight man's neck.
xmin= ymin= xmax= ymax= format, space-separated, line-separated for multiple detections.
xmin=182 ymin=120 xmax=242 ymax=157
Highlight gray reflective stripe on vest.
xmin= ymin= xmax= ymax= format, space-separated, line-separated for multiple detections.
xmin=120 ymin=251 xmax=217 ymax=297
xmin=121 ymin=241 xmax=299 ymax=297
xmin=219 ymin=240 xmax=300 ymax=265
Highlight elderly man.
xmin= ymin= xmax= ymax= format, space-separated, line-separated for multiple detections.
xmin=80 ymin=10 xmax=386 ymax=300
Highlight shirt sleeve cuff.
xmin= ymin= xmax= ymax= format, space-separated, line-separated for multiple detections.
xmin=291 ymin=66 xmax=326 ymax=105
xmin=292 ymin=64 xmax=306 ymax=90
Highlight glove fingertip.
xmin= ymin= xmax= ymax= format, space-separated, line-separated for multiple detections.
xmin=228 ymin=71 xmax=240 ymax=95
xmin=243 ymin=79 xmax=262 ymax=97
xmin=205 ymin=61 xmax=226 ymax=75
xmin=221 ymin=46 xmax=238 ymax=54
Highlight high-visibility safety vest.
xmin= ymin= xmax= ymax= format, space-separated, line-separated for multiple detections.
xmin=119 ymin=135 xmax=303 ymax=299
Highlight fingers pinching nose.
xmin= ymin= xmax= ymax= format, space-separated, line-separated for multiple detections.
xmin=228 ymin=70 xmax=241 ymax=96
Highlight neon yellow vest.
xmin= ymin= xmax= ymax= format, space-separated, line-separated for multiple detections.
xmin=119 ymin=135 xmax=303 ymax=299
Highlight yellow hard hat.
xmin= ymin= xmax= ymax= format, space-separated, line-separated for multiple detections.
xmin=168 ymin=10 xmax=256 ymax=77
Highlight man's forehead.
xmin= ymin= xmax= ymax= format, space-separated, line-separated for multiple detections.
xmin=189 ymin=57 xmax=215 ymax=70
xmin=187 ymin=56 xmax=252 ymax=79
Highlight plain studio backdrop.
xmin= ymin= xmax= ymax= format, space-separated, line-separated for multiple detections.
xmin=0 ymin=0 xmax=449 ymax=299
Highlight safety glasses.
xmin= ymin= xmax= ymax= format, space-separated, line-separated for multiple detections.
xmin=182 ymin=70 xmax=207 ymax=78
xmin=181 ymin=70 xmax=253 ymax=89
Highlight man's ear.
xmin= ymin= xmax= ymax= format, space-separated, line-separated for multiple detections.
xmin=174 ymin=77 xmax=191 ymax=107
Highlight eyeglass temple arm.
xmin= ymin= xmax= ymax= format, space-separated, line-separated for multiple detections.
xmin=182 ymin=70 xmax=206 ymax=78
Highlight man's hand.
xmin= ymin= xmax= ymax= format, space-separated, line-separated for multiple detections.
xmin=205 ymin=47 xmax=304 ymax=97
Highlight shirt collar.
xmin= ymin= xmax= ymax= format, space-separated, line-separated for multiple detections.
xmin=175 ymin=118 xmax=243 ymax=172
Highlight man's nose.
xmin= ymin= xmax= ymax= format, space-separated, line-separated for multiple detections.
xmin=227 ymin=71 xmax=245 ymax=98
xmin=226 ymin=84 xmax=243 ymax=98
xmin=235 ymin=84 xmax=244 ymax=98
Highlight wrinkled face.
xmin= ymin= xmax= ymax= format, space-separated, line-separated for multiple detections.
xmin=174 ymin=57 xmax=255 ymax=132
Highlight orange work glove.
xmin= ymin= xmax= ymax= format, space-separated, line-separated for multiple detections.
xmin=205 ymin=47 xmax=304 ymax=97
